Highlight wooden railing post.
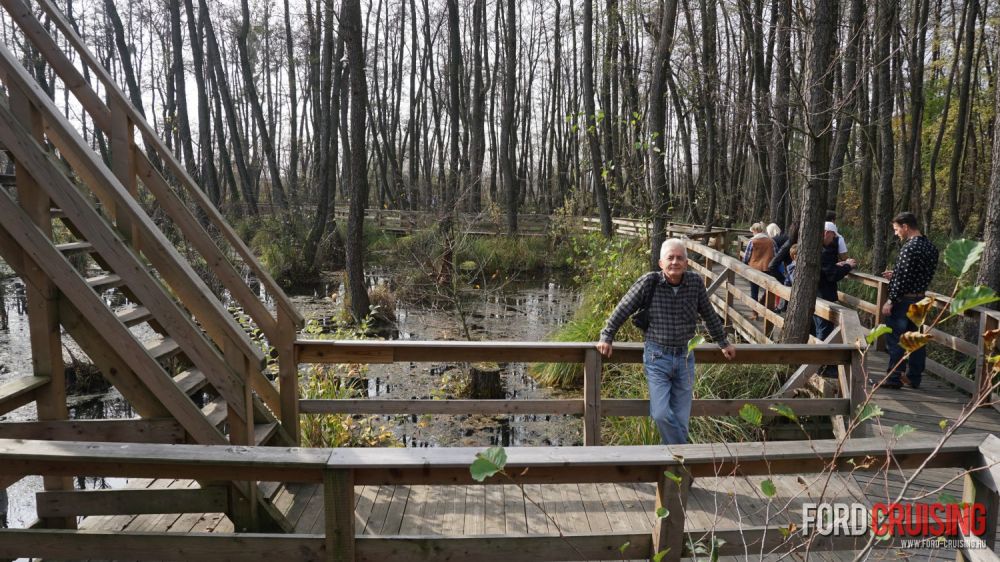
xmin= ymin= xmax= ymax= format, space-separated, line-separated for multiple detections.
xmin=108 ymin=97 xmax=138 ymax=246
xmin=653 ymin=466 xmax=691 ymax=562
xmin=724 ymin=270 xmax=736 ymax=327
xmin=8 ymin=85 xmax=74 ymax=530
xmin=278 ymin=308 xmax=301 ymax=444
xmin=583 ymin=348 xmax=602 ymax=446
xmin=974 ymin=312 xmax=999 ymax=409
xmin=963 ymin=436 xmax=999 ymax=551
xmin=873 ymin=280 xmax=889 ymax=352
xmin=324 ymin=468 xmax=356 ymax=562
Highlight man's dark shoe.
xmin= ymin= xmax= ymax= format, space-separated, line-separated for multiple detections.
xmin=882 ymin=380 xmax=903 ymax=389
xmin=900 ymin=374 xmax=919 ymax=389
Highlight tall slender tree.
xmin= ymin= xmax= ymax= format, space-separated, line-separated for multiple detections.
xmin=342 ymin=0 xmax=371 ymax=321
xmin=783 ymin=0 xmax=839 ymax=344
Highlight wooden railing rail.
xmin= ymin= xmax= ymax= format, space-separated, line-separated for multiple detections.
xmin=0 ymin=434 xmax=995 ymax=561
xmin=295 ymin=340 xmax=857 ymax=445
xmin=840 ymin=270 xmax=1000 ymax=409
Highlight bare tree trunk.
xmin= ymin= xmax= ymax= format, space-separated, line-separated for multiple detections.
xmin=167 ymin=0 xmax=196 ymax=177
xmin=583 ymin=0 xmax=612 ymax=236
xmin=446 ymin=0 xmax=463 ymax=227
xmin=769 ymin=0 xmax=791 ymax=225
xmin=501 ymin=0 xmax=519 ymax=234
xmin=826 ymin=0 xmax=865 ymax=212
xmin=342 ymin=0 xmax=371 ymax=321
xmin=648 ymin=0 xmax=680 ymax=270
xmin=782 ymin=0 xmax=839 ymax=344
xmin=305 ymin=0 xmax=342 ymax=270
xmin=871 ymin=0 xmax=896 ymax=275
xmin=182 ymin=0 xmax=219 ymax=204
xmin=283 ymin=0 xmax=299 ymax=197
xmin=201 ymin=0 xmax=256 ymax=214
xmin=977 ymin=48 xmax=1000 ymax=300
xmin=238 ymin=0 xmax=288 ymax=211
xmin=899 ymin=0 xmax=930 ymax=214
xmin=467 ymin=0 xmax=487 ymax=213
xmin=946 ymin=0 xmax=978 ymax=237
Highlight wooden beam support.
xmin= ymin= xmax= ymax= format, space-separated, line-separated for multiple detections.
xmin=0 ymin=376 xmax=49 ymax=416
xmin=583 ymin=349 xmax=601 ymax=446
xmin=35 ymin=487 xmax=228 ymax=518
xmin=652 ymin=467 xmax=691 ymax=562
xmin=324 ymin=469 xmax=355 ymax=562
xmin=0 ymin=419 xmax=184 ymax=443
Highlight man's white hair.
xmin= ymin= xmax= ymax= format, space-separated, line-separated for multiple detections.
xmin=660 ymin=238 xmax=688 ymax=260
xmin=766 ymin=223 xmax=781 ymax=238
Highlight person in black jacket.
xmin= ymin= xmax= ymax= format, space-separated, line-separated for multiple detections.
xmin=815 ymin=222 xmax=857 ymax=340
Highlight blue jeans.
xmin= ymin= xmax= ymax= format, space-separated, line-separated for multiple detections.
xmin=885 ymin=297 xmax=926 ymax=388
xmin=814 ymin=315 xmax=834 ymax=341
xmin=644 ymin=340 xmax=696 ymax=445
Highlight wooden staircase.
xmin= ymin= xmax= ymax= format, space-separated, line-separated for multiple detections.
xmin=0 ymin=0 xmax=304 ymax=533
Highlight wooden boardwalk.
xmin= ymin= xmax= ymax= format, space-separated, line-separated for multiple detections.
xmin=78 ymin=472 xmax=969 ymax=560
xmin=70 ymin=272 xmax=1000 ymax=560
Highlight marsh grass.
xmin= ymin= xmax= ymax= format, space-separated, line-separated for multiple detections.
xmin=600 ymin=361 xmax=783 ymax=445
xmin=530 ymin=234 xmax=647 ymax=387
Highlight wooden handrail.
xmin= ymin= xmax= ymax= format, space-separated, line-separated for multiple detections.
xmin=295 ymin=340 xmax=856 ymax=444
xmin=0 ymin=434 xmax=995 ymax=561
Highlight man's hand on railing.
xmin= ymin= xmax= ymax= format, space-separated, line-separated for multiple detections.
xmin=882 ymin=270 xmax=893 ymax=280
xmin=596 ymin=341 xmax=613 ymax=358
xmin=721 ymin=344 xmax=736 ymax=360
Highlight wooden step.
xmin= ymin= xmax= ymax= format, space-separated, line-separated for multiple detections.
xmin=55 ymin=241 xmax=94 ymax=255
xmin=200 ymin=398 xmax=277 ymax=446
xmin=173 ymin=369 xmax=208 ymax=396
xmin=0 ymin=376 xmax=50 ymax=416
xmin=143 ymin=337 xmax=181 ymax=362
xmin=202 ymin=397 xmax=227 ymax=429
xmin=253 ymin=422 xmax=278 ymax=446
xmin=85 ymin=273 xmax=122 ymax=292
xmin=115 ymin=306 xmax=152 ymax=327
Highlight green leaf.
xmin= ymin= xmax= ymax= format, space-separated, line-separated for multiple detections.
xmin=950 ymin=286 xmax=1000 ymax=316
xmin=939 ymin=419 xmax=949 ymax=431
xmin=470 ymin=446 xmax=507 ymax=482
xmin=663 ymin=470 xmax=683 ymax=485
xmin=939 ymin=492 xmax=960 ymax=506
xmin=892 ymin=424 xmax=915 ymax=439
xmin=944 ymin=239 xmax=984 ymax=278
xmin=769 ymin=404 xmax=797 ymax=422
xmin=856 ymin=403 xmax=884 ymax=423
xmin=619 ymin=541 xmax=631 ymax=554
xmin=866 ymin=324 xmax=893 ymax=345
xmin=760 ymin=479 xmax=777 ymax=498
xmin=652 ymin=549 xmax=670 ymax=562
xmin=687 ymin=334 xmax=705 ymax=357
xmin=656 ymin=506 xmax=669 ymax=519
xmin=778 ymin=526 xmax=791 ymax=538
xmin=739 ymin=403 xmax=763 ymax=426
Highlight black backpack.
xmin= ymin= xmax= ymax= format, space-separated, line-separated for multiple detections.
xmin=630 ymin=273 xmax=659 ymax=332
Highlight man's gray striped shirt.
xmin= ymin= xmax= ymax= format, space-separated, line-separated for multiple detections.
xmin=600 ymin=270 xmax=730 ymax=348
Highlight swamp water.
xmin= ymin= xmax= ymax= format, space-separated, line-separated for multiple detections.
xmin=0 ymin=271 xmax=583 ymax=528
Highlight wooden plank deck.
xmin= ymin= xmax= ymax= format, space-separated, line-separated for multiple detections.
xmin=75 ymin=472 xmax=947 ymax=560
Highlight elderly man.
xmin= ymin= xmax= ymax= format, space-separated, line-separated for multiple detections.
xmin=816 ymin=222 xmax=857 ymax=341
xmin=881 ymin=212 xmax=938 ymax=389
xmin=597 ymin=239 xmax=736 ymax=445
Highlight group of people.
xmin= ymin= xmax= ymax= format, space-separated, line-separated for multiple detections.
xmin=597 ymin=212 xmax=938 ymax=445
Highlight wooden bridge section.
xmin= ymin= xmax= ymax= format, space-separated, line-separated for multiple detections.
xmin=1 ymin=0 xmax=1000 ymax=560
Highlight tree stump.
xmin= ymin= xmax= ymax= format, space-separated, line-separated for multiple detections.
xmin=468 ymin=363 xmax=504 ymax=399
